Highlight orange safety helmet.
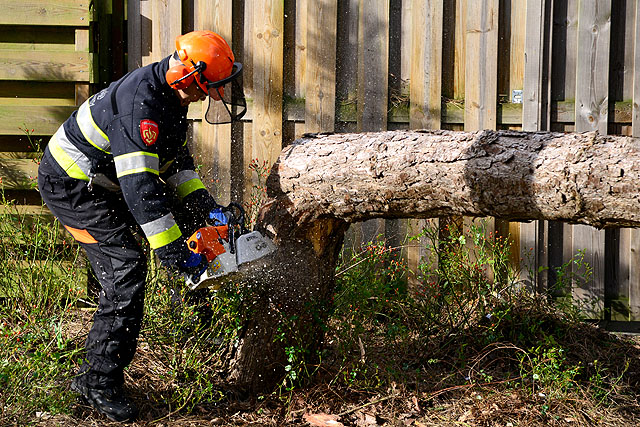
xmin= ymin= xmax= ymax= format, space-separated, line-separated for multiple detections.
xmin=167 ymin=31 xmax=233 ymax=93
xmin=166 ymin=30 xmax=247 ymax=123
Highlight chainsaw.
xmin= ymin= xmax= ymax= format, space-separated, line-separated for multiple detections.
xmin=184 ymin=202 xmax=276 ymax=291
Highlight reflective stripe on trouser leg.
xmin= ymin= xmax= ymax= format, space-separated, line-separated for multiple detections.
xmin=38 ymin=155 xmax=147 ymax=388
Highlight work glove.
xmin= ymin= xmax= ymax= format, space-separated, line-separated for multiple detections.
xmin=178 ymin=252 xmax=209 ymax=281
xmin=209 ymin=206 xmax=230 ymax=225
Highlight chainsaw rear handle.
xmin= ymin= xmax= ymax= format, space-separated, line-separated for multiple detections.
xmin=207 ymin=202 xmax=249 ymax=255
xmin=209 ymin=202 xmax=247 ymax=233
xmin=223 ymin=202 xmax=248 ymax=234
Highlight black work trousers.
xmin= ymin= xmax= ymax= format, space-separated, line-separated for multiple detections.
xmin=38 ymin=151 xmax=148 ymax=389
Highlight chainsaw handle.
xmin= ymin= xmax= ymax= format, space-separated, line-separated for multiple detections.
xmin=222 ymin=202 xmax=248 ymax=234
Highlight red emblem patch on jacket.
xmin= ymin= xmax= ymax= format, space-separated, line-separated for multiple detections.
xmin=140 ymin=119 xmax=159 ymax=146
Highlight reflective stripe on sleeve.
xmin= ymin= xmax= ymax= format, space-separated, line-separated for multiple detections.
xmin=76 ymin=99 xmax=111 ymax=153
xmin=140 ymin=213 xmax=182 ymax=249
xmin=166 ymin=170 xmax=206 ymax=199
xmin=47 ymin=127 xmax=91 ymax=181
xmin=114 ymin=151 xmax=160 ymax=178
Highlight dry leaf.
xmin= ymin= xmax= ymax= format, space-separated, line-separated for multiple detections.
xmin=304 ymin=412 xmax=345 ymax=427
xmin=411 ymin=395 xmax=421 ymax=412
xmin=355 ymin=412 xmax=378 ymax=426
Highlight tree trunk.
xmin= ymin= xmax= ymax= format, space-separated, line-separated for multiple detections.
xmin=226 ymin=129 xmax=640 ymax=390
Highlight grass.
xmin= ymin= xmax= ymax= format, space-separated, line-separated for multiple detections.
xmin=2 ymin=193 xmax=640 ymax=426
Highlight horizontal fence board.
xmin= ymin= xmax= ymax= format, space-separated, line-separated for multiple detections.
xmin=0 ymin=105 xmax=75 ymax=135
xmin=189 ymin=99 xmax=633 ymax=126
xmin=0 ymin=81 xmax=77 ymax=99
xmin=0 ymin=158 xmax=39 ymax=190
xmin=0 ymin=97 xmax=76 ymax=107
xmin=0 ymin=1 xmax=91 ymax=26
xmin=0 ymin=50 xmax=91 ymax=82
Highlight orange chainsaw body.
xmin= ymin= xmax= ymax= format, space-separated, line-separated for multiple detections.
xmin=187 ymin=225 xmax=230 ymax=262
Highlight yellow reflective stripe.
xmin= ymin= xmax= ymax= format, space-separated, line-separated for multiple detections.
xmin=47 ymin=134 xmax=89 ymax=181
xmin=114 ymin=151 xmax=160 ymax=178
xmin=77 ymin=100 xmax=111 ymax=153
xmin=176 ymin=178 xmax=206 ymax=199
xmin=146 ymin=223 xmax=182 ymax=249
xmin=118 ymin=167 xmax=160 ymax=178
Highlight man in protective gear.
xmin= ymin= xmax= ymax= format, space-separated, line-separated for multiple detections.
xmin=37 ymin=30 xmax=246 ymax=422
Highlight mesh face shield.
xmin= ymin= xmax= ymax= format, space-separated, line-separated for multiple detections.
xmin=203 ymin=63 xmax=247 ymax=125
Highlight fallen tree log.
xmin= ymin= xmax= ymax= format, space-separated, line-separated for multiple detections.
xmin=226 ymin=129 xmax=640 ymax=391
xmin=265 ymin=129 xmax=640 ymax=230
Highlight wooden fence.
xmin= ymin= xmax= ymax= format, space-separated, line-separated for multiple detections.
xmin=126 ymin=0 xmax=640 ymax=324
xmin=0 ymin=1 xmax=122 ymax=204
xmin=3 ymin=1 xmax=640 ymax=325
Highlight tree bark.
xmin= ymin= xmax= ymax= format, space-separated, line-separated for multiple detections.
xmin=226 ymin=129 xmax=640 ymax=391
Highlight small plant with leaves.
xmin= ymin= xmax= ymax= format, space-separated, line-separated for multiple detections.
xmin=0 ymin=194 xmax=86 ymax=422
xmin=244 ymin=158 xmax=270 ymax=228
xmin=18 ymin=125 xmax=44 ymax=189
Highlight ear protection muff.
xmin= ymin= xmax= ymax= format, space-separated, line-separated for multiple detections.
xmin=166 ymin=64 xmax=194 ymax=90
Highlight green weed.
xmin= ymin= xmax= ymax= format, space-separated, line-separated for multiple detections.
xmin=0 ymin=193 xmax=86 ymax=422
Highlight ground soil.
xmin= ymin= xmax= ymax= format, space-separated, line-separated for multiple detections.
xmin=25 ymin=310 xmax=640 ymax=427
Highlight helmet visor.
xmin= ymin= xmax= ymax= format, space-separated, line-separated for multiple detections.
xmin=204 ymin=63 xmax=247 ymax=124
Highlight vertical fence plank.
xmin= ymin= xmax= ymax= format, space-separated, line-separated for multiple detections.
xmin=463 ymin=0 xmax=500 ymax=258
xmin=127 ymin=0 xmax=142 ymax=71
xmin=196 ymin=0 xmax=233 ymax=204
xmin=336 ymin=0 xmax=361 ymax=252
xmin=629 ymin=0 xmax=640 ymax=321
xmin=408 ymin=0 xmax=443 ymax=285
xmin=521 ymin=0 xmax=550 ymax=290
xmin=151 ymin=0 xmax=182 ymax=62
xmin=409 ymin=0 xmax=442 ymax=130
xmin=548 ymin=0 xmax=578 ymax=308
xmin=295 ymin=0 xmax=308 ymax=100
xmin=400 ymin=0 xmax=413 ymax=99
xmin=241 ymin=0 xmax=254 ymax=202
xmin=74 ymin=29 xmax=90 ymax=104
xmin=575 ymin=2 xmax=610 ymax=134
xmin=357 ymin=0 xmax=389 ymax=244
xmin=464 ymin=0 xmax=498 ymax=131
xmin=572 ymin=0 xmax=611 ymax=319
xmin=335 ymin=0 xmax=359 ymax=131
xmin=454 ymin=0 xmax=467 ymax=101
xmin=609 ymin=3 xmax=636 ymax=321
xmin=140 ymin=1 xmax=154 ymax=66
xmin=500 ymin=2 xmax=527 ymax=268
xmin=252 ymin=1 xmax=284 ymax=170
xmin=508 ymin=1 xmax=526 ymax=103
xmin=305 ymin=0 xmax=338 ymax=133
xmin=282 ymin=0 xmax=307 ymax=145
xmin=523 ymin=0 xmax=547 ymax=132
xmin=357 ymin=0 xmax=389 ymax=133
xmin=551 ymin=0 xmax=578 ymax=119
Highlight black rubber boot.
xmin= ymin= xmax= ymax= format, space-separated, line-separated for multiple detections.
xmin=71 ymin=378 xmax=139 ymax=422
